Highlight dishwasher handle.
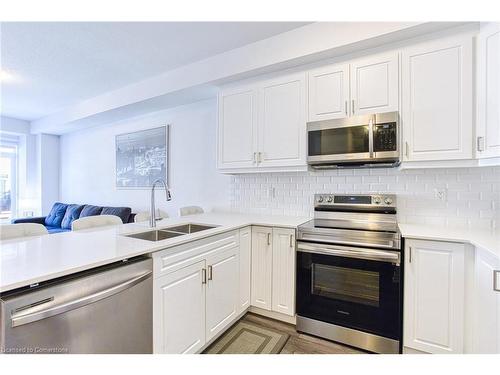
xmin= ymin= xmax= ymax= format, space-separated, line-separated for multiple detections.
xmin=10 ymin=270 xmax=152 ymax=328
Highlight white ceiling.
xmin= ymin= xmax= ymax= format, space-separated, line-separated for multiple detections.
xmin=0 ymin=22 xmax=310 ymax=121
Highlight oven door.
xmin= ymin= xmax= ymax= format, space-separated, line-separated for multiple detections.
xmin=307 ymin=122 xmax=371 ymax=164
xmin=296 ymin=242 xmax=401 ymax=340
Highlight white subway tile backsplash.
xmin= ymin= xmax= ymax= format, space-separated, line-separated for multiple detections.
xmin=230 ymin=166 xmax=500 ymax=230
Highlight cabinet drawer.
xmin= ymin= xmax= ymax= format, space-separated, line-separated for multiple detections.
xmin=153 ymin=230 xmax=239 ymax=278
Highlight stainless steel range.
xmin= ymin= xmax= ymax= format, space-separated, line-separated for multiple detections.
xmin=296 ymin=194 xmax=402 ymax=354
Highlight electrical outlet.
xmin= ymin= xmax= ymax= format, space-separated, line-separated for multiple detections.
xmin=434 ymin=188 xmax=447 ymax=201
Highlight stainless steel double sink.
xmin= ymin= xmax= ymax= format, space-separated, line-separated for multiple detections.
xmin=124 ymin=223 xmax=218 ymax=242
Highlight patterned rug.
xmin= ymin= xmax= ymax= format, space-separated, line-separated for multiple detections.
xmin=204 ymin=321 xmax=290 ymax=354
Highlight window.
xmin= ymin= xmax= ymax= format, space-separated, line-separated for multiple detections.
xmin=0 ymin=134 xmax=19 ymax=222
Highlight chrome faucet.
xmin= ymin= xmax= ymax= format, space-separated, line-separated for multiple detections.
xmin=150 ymin=179 xmax=172 ymax=227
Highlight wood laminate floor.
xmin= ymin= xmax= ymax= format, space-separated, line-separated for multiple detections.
xmin=241 ymin=313 xmax=365 ymax=354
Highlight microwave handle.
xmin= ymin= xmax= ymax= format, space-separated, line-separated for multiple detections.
xmin=368 ymin=116 xmax=374 ymax=158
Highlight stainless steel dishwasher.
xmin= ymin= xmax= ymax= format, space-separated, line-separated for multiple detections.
xmin=0 ymin=256 xmax=152 ymax=354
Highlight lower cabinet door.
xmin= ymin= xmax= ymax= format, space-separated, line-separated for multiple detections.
xmin=272 ymin=228 xmax=296 ymax=316
xmin=153 ymin=260 xmax=206 ymax=354
xmin=205 ymin=246 xmax=239 ymax=341
xmin=251 ymin=226 xmax=273 ymax=310
xmin=239 ymin=227 xmax=252 ymax=313
xmin=473 ymin=247 xmax=500 ymax=353
xmin=404 ymin=240 xmax=465 ymax=354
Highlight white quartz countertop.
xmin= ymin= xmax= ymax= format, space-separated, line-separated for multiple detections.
xmin=0 ymin=212 xmax=310 ymax=293
xmin=399 ymin=223 xmax=500 ymax=258
xmin=2 ymin=211 xmax=499 ymax=293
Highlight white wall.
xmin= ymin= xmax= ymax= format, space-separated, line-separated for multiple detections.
xmin=59 ymin=99 xmax=230 ymax=218
xmin=230 ymin=167 xmax=500 ymax=230
xmin=37 ymin=134 xmax=60 ymax=215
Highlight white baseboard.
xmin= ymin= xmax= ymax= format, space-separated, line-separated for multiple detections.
xmin=248 ymin=306 xmax=297 ymax=325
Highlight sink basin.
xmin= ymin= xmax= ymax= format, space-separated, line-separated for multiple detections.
xmin=124 ymin=230 xmax=185 ymax=242
xmin=165 ymin=223 xmax=218 ymax=234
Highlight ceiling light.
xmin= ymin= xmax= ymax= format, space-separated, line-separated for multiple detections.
xmin=0 ymin=69 xmax=14 ymax=82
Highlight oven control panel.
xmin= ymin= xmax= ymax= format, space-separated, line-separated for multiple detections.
xmin=315 ymin=194 xmax=396 ymax=208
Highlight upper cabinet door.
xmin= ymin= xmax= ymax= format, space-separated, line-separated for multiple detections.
xmin=308 ymin=63 xmax=350 ymax=121
xmin=217 ymin=87 xmax=258 ymax=169
xmin=402 ymin=35 xmax=473 ymax=161
xmin=477 ymin=22 xmax=500 ymax=159
xmin=258 ymin=73 xmax=307 ymax=168
xmin=350 ymin=52 xmax=399 ymax=116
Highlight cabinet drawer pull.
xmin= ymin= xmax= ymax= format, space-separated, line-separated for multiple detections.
xmin=494 ymin=270 xmax=500 ymax=292
xmin=408 ymin=246 xmax=412 ymax=263
xmin=345 ymin=100 xmax=348 ymax=116
xmin=405 ymin=142 xmax=410 ymax=158
xmin=289 ymin=234 xmax=293 ymax=248
xmin=253 ymin=152 xmax=257 ymax=164
xmin=208 ymin=265 xmax=213 ymax=281
xmin=267 ymin=233 xmax=271 ymax=246
xmin=352 ymin=99 xmax=355 ymax=114
xmin=202 ymin=268 xmax=207 ymax=284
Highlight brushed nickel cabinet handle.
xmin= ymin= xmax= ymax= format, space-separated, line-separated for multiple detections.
xmin=202 ymin=268 xmax=207 ymax=284
xmin=208 ymin=265 xmax=213 ymax=281
xmin=345 ymin=100 xmax=348 ymax=116
xmin=289 ymin=234 xmax=293 ymax=247
xmin=408 ymin=246 xmax=412 ymax=263
xmin=405 ymin=142 xmax=410 ymax=158
xmin=267 ymin=233 xmax=271 ymax=246
xmin=494 ymin=270 xmax=500 ymax=292
xmin=352 ymin=99 xmax=355 ymax=114
xmin=477 ymin=136 xmax=485 ymax=152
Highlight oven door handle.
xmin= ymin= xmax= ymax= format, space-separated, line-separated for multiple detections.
xmin=297 ymin=242 xmax=400 ymax=265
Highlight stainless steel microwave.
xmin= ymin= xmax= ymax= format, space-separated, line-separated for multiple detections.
xmin=307 ymin=112 xmax=400 ymax=169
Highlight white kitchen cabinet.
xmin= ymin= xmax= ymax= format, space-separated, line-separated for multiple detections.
xmin=251 ymin=226 xmax=273 ymax=311
xmin=271 ymin=228 xmax=296 ymax=316
xmin=217 ymin=86 xmax=258 ymax=169
xmin=238 ymin=227 xmax=251 ymax=313
xmin=404 ymin=239 xmax=465 ymax=354
xmin=205 ymin=246 xmax=239 ymax=341
xmin=258 ymin=73 xmax=307 ymax=168
xmin=476 ymin=22 xmax=500 ymax=159
xmin=473 ymin=247 xmax=500 ymax=353
xmin=154 ymin=260 xmax=206 ymax=354
xmin=153 ymin=231 xmax=241 ymax=353
xmin=308 ymin=63 xmax=350 ymax=121
xmin=350 ymin=52 xmax=399 ymax=116
xmin=402 ymin=35 xmax=473 ymax=161
xmin=217 ymin=72 xmax=307 ymax=172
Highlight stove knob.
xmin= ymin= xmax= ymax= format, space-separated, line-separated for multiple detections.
xmin=317 ymin=196 xmax=324 ymax=203
xmin=326 ymin=196 xmax=333 ymax=203
xmin=384 ymin=197 xmax=393 ymax=205
xmin=373 ymin=197 xmax=381 ymax=204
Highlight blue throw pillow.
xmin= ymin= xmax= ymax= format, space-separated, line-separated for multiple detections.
xmin=44 ymin=202 xmax=69 ymax=228
xmin=61 ymin=204 xmax=85 ymax=230
xmin=101 ymin=206 xmax=131 ymax=224
xmin=80 ymin=205 xmax=103 ymax=218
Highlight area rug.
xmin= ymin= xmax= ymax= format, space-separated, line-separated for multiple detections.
xmin=204 ymin=321 xmax=290 ymax=354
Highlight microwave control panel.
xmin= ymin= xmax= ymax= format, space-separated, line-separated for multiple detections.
xmin=374 ymin=123 xmax=397 ymax=152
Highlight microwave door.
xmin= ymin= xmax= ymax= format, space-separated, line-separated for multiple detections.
xmin=308 ymin=124 xmax=371 ymax=163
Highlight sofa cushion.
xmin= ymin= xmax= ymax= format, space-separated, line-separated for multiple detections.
xmin=44 ymin=203 xmax=69 ymax=228
xmin=46 ymin=226 xmax=70 ymax=234
xmin=80 ymin=204 xmax=103 ymax=218
xmin=101 ymin=206 xmax=131 ymax=224
xmin=61 ymin=204 xmax=85 ymax=230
